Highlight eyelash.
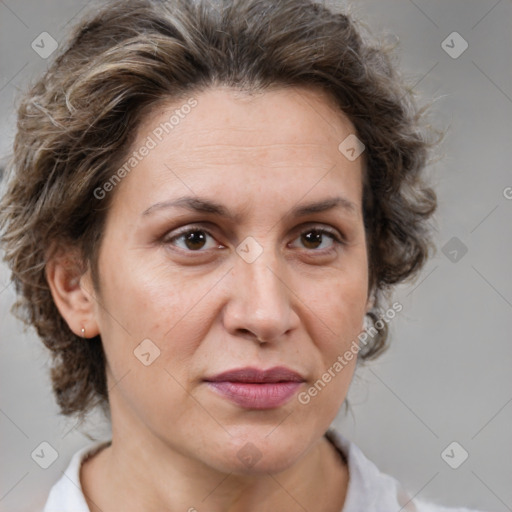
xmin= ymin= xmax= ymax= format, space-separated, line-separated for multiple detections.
xmin=162 ymin=224 xmax=345 ymax=254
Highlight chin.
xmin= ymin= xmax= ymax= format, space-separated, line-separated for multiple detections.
xmin=209 ymin=424 xmax=314 ymax=475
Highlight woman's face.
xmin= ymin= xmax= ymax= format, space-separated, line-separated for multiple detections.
xmin=88 ymin=86 xmax=369 ymax=473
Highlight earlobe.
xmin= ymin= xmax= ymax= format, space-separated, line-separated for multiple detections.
xmin=45 ymin=249 xmax=100 ymax=339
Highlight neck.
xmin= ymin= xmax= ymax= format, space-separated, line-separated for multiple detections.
xmin=80 ymin=396 xmax=349 ymax=512
xmin=81 ymin=408 xmax=348 ymax=512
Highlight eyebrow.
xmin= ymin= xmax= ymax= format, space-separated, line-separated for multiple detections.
xmin=141 ymin=195 xmax=358 ymax=221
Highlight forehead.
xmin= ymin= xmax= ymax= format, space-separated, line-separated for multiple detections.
xmin=137 ymin=85 xmax=357 ymax=156
xmin=111 ymin=85 xmax=364 ymax=216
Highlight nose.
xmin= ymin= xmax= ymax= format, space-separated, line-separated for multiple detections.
xmin=222 ymin=247 xmax=299 ymax=344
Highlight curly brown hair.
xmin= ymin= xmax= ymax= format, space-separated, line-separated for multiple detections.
xmin=0 ymin=0 xmax=438 ymax=420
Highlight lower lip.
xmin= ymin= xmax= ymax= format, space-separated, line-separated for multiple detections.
xmin=206 ymin=381 xmax=302 ymax=409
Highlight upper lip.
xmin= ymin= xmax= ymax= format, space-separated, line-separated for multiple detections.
xmin=204 ymin=366 xmax=305 ymax=383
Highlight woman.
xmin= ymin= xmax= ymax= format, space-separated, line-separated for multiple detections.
xmin=0 ymin=0 xmax=482 ymax=510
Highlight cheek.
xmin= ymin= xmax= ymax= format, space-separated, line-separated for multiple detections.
xmin=305 ymin=266 xmax=368 ymax=343
xmin=96 ymin=247 xmax=215 ymax=377
xmin=309 ymin=292 xmax=362 ymax=413
xmin=303 ymin=270 xmax=367 ymax=408
xmin=97 ymin=241 xmax=178 ymax=333
xmin=95 ymin=258 xmax=207 ymax=421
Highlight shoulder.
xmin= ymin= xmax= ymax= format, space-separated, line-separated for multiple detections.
xmin=325 ymin=429 xmax=486 ymax=512
xmin=42 ymin=439 xmax=111 ymax=512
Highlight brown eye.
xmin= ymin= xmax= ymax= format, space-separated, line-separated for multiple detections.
xmin=182 ymin=230 xmax=207 ymax=250
xmin=301 ymin=230 xmax=324 ymax=249
xmin=291 ymin=227 xmax=342 ymax=251
xmin=167 ymin=228 xmax=218 ymax=251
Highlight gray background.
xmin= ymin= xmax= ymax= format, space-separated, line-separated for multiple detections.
xmin=1 ymin=1 xmax=511 ymax=511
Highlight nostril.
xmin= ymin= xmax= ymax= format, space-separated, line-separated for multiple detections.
xmin=237 ymin=329 xmax=267 ymax=344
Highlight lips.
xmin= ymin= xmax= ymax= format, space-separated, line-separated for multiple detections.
xmin=205 ymin=366 xmax=305 ymax=383
xmin=204 ymin=366 xmax=305 ymax=409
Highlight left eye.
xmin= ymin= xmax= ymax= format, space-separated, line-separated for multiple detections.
xmin=290 ymin=228 xmax=341 ymax=250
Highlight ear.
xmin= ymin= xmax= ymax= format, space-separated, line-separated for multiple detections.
xmin=361 ymin=289 xmax=375 ymax=331
xmin=45 ymin=246 xmax=100 ymax=339
xmin=365 ymin=290 xmax=375 ymax=313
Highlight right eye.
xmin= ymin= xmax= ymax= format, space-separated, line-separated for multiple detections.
xmin=164 ymin=226 xmax=223 ymax=252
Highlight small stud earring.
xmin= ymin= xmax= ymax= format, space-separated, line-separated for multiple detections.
xmin=81 ymin=327 xmax=86 ymax=338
